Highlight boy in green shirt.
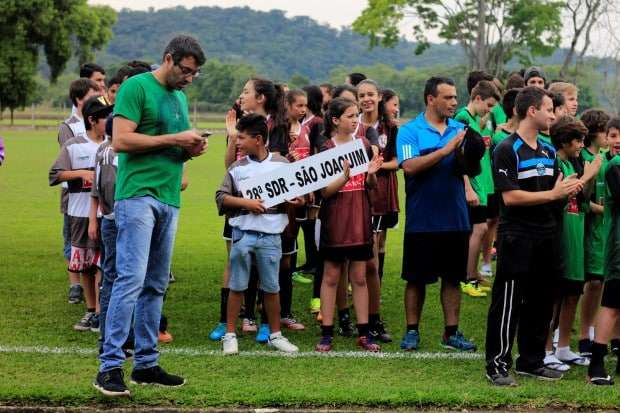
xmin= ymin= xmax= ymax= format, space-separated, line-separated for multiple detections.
xmin=544 ymin=116 xmax=601 ymax=372
xmin=579 ymin=109 xmax=611 ymax=357
xmin=454 ymin=80 xmax=500 ymax=297
xmin=588 ymin=117 xmax=620 ymax=385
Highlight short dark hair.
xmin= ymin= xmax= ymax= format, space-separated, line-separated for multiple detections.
xmin=505 ymin=72 xmax=525 ymax=89
xmin=69 ymin=78 xmax=97 ymax=106
xmin=423 ymin=76 xmax=455 ymax=106
xmin=236 ymin=113 xmax=268 ymax=143
xmin=502 ymin=88 xmax=521 ymax=120
xmin=607 ymin=117 xmax=620 ymax=134
xmin=162 ymin=35 xmax=206 ymax=66
xmin=550 ymin=92 xmax=565 ymax=111
xmin=107 ymin=74 xmax=122 ymax=88
xmin=515 ymin=86 xmax=552 ymax=120
xmin=471 ymin=80 xmax=500 ymax=102
xmin=550 ymin=115 xmax=588 ymax=150
xmin=467 ymin=70 xmax=493 ymax=94
xmin=347 ymin=72 xmax=367 ymax=86
xmin=320 ymin=83 xmax=333 ymax=93
xmin=332 ymin=84 xmax=358 ymax=100
xmin=79 ymin=63 xmax=105 ymax=78
xmin=581 ymin=109 xmax=611 ymax=147
xmin=302 ymin=85 xmax=323 ymax=115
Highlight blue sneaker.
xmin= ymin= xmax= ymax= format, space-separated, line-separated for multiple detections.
xmin=208 ymin=322 xmax=227 ymax=341
xmin=442 ymin=331 xmax=477 ymax=352
xmin=256 ymin=324 xmax=270 ymax=343
xmin=400 ymin=330 xmax=420 ymax=351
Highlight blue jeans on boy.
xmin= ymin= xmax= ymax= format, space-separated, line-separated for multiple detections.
xmin=99 ymin=196 xmax=178 ymax=372
xmin=229 ymin=227 xmax=282 ymax=293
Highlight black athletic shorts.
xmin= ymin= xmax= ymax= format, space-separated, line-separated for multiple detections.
xmin=486 ymin=193 xmax=500 ymax=219
xmin=557 ymin=278 xmax=585 ymax=297
xmin=223 ymin=219 xmax=232 ymax=241
xmin=401 ymin=231 xmax=469 ymax=286
xmin=372 ymin=213 xmax=399 ymax=233
xmin=601 ymin=279 xmax=620 ymax=309
xmin=468 ymin=206 xmax=488 ymax=225
xmin=322 ymin=244 xmax=373 ymax=263
xmin=585 ymin=272 xmax=605 ymax=282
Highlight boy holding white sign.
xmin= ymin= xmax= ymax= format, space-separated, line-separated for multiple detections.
xmin=215 ymin=113 xmax=301 ymax=355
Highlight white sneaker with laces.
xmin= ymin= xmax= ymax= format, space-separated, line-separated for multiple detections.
xmin=556 ymin=348 xmax=590 ymax=366
xmin=222 ymin=333 xmax=238 ymax=355
xmin=268 ymin=333 xmax=299 ymax=353
xmin=544 ymin=353 xmax=570 ymax=372
xmin=480 ymin=263 xmax=493 ymax=277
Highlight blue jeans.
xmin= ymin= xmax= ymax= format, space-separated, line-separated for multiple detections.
xmin=229 ymin=228 xmax=282 ymax=293
xmin=99 ymin=196 xmax=178 ymax=372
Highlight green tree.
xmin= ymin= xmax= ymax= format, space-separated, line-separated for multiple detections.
xmin=0 ymin=0 xmax=116 ymax=123
xmin=352 ymin=0 xmax=563 ymax=76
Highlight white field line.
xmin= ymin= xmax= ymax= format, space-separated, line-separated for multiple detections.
xmin=0 ymin=345 xmax=482 ymax=360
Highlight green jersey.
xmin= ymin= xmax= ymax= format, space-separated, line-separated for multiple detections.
xmin=454 ymin=108 xmax=492 ymax=204
xmin=113 ymin=72 xmax=190 ymax=208
xmin=492 ymin=128 xmax=512 ymax=147
xmin=604 ymin=153 xmax=620 ymax=281
xmin=538 ymin=131 xmax=552 ymax=145
xmin=582 ymin=148 xmax=607 ymax=275
xmin=559 ymin=158 xmax=586 ymax=282
xmin=490 ymin=104 xmax=507 ymax=132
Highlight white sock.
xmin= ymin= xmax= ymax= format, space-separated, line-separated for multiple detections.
xmin=269 ymin=331 xmax=282 ymax=340
xmin=224 ymin=332 xmax=236 ymax=339
xmin=589 ymin=326 xmax=595 ymax=341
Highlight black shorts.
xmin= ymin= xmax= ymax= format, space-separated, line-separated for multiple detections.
xmin=495 ymin=233 xmax=563 ymax=282
xmin=585 ymin=272 xmax=605 ymax=282
xmin=601 ymin=279 xmax=620 ymax=309
xmin=223 ymin=219 xmax=232 ymax=241
xmin=557 ymin=278 xmax=585 ymax=297
xmin=281 ymin=233 xmax=297 ymax=256
xmin=487 ymin=193 xmax=500 ymax=219
xmin=322 ymin=244 xmax=373 ymax=263
xmin=468 ymin=206 xmax=488 ymax=225
xmin=372 ymin=213 xmax=399 ymax=233
xmin=401 ymin=231 xmax=469 ymax=285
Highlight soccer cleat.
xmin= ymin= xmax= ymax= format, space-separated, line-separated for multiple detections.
xmin=291 ymin=272 xmax=313 ymax=284
xmin=74 ymin=312 xmax=96 ymax=331
xmin=486 ymin=371 xmax=518 ymax=387
xmin=315 ymin=336 xmax=333 ymax=352
xmin=222 ymin=333 xmax=239 ymax=355
xmin=256 ymin=323 xmax=270 ymax=343
xmin=68 ymin=284 xmax=84 ymax=304
xmin=442 ymin=331 xmax=477 ymax=352
xmin=310 ymin=298 xmax=321 ymax=314
xmin=93 ymin=368 xmax=130 ymax=397
xmin=515 ymin=366 xmax=563 ymax=381
xmin=242 ymin=318 xmax=257 ymax=333
xmin=158 ymin=330 xmax=173 ymax=343
xmin=400 ymin=330 xmax=420 ymax=351
xmin=268 ymin=334 xmax=299 ymax=353
xmin=209 ymin=322 xmax=227 ymax=341
xmin=338 ymin=315 xmax=355 ymax=337
xmin=281 ymin=317 xmax=305 ymax=330
xmin=130 ymin=366 xmax=185 ymax=387
xmin=461 ymin=282 xmax=487 ymax=297
xmin=357 ymin=335 xmax=381 ymax=352
xmin=369 ymin=320 xmax=393 ymax=343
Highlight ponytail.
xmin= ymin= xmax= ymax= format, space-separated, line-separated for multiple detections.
xmin=250 ymin=76 xmax=288 ymax=130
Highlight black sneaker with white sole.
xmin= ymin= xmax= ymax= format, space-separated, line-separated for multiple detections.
xmin=130 ymin=366 xmax=185 ymax=387
xmin=93 ymin=368 xmax=130 ymax=397
xmin=74 ymin=312 xmax=96 ymax=331
xmin=486 ymin=370 xmax=518 ymax=387
xmin=515 ymin=366 xmax=563 ymax=381
xmin=369 ymin=320 xmax=393 ymax=343
xmin=68 ymin=284 xmax=84 ymax=304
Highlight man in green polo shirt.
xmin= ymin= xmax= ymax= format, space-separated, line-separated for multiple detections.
xmin=95 ymin=35 xmax=207 ymax=397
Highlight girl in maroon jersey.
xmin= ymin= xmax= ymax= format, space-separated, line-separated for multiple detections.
xmin=315 ymin=97 xmax=383 ymax=352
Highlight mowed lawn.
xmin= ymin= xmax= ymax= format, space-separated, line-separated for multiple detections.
xmin=0 ymin=129 xmax=619 ymax=409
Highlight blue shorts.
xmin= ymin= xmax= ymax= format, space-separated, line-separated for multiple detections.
xmin=229 ymin=228 xmax=282 ymax=293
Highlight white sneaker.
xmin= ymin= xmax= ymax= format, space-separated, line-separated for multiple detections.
xmin=480 ymin=263 xmax=493 ymax=277
xmin=268 ymin=333 xmax=299 ymax=353
xmin=222 ymin=333 xmax=238 ymax=355
xmin=544 ymin=353 xmax=570 ymax=372
xmin=556 ymin=348 xmax=590 ymax=366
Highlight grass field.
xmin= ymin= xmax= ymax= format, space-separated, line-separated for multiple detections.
xmin=1 ymin=130 xmax=619 ymax=410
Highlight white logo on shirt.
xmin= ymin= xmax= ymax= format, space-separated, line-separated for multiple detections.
xmin=498 ymin=168 xmax=508 ymax=176
xmin=541 ymin=150 xmax=549 ymax=158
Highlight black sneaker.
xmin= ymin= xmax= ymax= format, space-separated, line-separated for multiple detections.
xmin=90 ymin=314 xmax=100 ymax=333
xmin=93 ymin=368 xmax=130 ymax=397
xmin=68 ymin=284 xmax=84 ymax=304
xmin=130 ymin=366 xmax=185 ymax=387
xmin=515 ymin=366 xmax=563 ymax=381
xmin=338 ymin=315 xmax=355 ymax=338
xmin=74 ymin=312 xmax=96 ymax=331
xmin=486 ymin=370 xmax=518 ymax=387
xmin=369 ymin=320 xmax=393 ymax=343
xmin=578 ymin=338 xmax=593 ymax=357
